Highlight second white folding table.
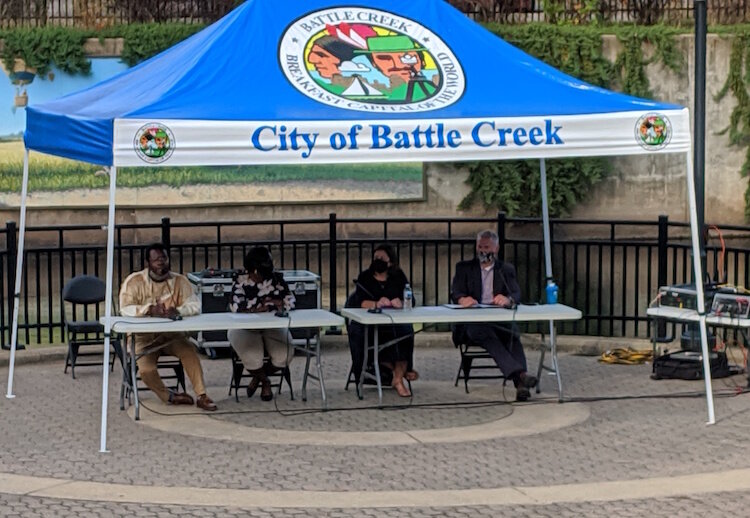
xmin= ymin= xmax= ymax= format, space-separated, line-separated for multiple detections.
xmin=341 ymin=303 xmax=582 ymax=404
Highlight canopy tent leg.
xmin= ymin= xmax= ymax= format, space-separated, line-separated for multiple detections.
xmin=5 ymin=148 xmax=30 ymax=399
xmin=684 ymin=150 xmax=715 ymax=424
xmin=539 ymin=159 xmax=563 ymax=399
xmin=100 ymin=165 xmax=117 ymax=452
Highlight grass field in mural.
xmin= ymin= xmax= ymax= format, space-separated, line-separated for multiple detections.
xmin=0 ymin=140 xmax=422 ymax=193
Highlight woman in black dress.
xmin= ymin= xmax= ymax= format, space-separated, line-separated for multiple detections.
xmin=346 ymin=243 xmax=416 ymax=397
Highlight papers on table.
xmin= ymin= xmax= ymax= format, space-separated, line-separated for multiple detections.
xmin=443 ymin=303 xmax=502 ymax=309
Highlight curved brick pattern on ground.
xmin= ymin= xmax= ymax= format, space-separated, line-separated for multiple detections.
xmin=0 ymin=347 xmax=748 ymax=495
xmin=211 ymin=382 xmax=516 ymax=431
xmin=1 ymin=492 xmax=750 ymax=517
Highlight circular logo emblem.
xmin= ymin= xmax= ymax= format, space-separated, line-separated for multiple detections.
xmin=635 ymin=113 xmax=671 ymax=150
xmin=279 ymin=7 xmax=465 ymax=113
xmin=133 ymin=123 xmax=175 ymax=163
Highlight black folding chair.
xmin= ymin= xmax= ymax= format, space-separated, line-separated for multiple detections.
xmin=454 ymin=340 xmax=507 ymax=393
xmin=62 ymin=275 xmax=122 ymax=379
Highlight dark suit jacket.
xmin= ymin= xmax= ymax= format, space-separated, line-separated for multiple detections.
xmin=451 ymin=258 xmax=521 ymax=306
xmin=450 ymin=258 xmax=522 ymax=346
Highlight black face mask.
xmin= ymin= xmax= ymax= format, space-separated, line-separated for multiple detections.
xmin=257 ymin=262 xmax=274 ymax=278
xmin=371 ymin=259 xmax=389 ymax=273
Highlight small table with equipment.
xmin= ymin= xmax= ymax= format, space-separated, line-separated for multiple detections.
xmin=647 ymin=305 xmax=748 ymax=383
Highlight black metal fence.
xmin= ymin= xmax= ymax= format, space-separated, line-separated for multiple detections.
xmin=2 ymin=0 xmax=750 ymax=27
xmin=3 ymin=213 xmax=746 ymax=347
xmin=0 ymin=0 xmax=237 ymax=27
xmin=455 ymin=0 xmax=750 ymax=25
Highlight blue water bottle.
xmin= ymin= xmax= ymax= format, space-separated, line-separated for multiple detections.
xmin=546 ymin=281 xmax=558 ymax=304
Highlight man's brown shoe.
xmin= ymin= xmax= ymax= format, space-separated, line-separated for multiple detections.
xmin=196 ymin=394 xmax=217 ymax=411
xmin=169 ymin=392 xmax=194 ymax=405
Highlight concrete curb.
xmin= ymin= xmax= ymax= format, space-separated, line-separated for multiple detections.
xmin=0 ymin=333 xmax=653 ymax=367
xmin=0 ymin=345 xmax=67 ymax=367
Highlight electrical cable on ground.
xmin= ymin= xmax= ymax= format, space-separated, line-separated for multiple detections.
xmin=135 ymin=385 xmax=750 ymax=418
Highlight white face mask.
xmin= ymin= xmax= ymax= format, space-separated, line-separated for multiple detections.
xmin=478 ymin=251 xmax=495 ymax=263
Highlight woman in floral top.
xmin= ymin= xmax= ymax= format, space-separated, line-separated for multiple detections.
xmin=228 ymin=246 xmax=295 ymax=401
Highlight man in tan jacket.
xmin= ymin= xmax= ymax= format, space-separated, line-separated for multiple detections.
xmin=119 ymin=242 xmax=217 ymax=411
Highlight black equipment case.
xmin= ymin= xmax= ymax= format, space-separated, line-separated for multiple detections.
xmin=651 ymin=350 xmax=732 ymax=380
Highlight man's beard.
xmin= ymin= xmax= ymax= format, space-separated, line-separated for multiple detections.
xmin=148 ymin=269 xmax=170 ymax=282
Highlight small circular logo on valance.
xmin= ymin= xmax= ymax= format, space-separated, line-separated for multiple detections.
xmin=134 ymin=123 xmax=175 ymax=164
xmin=635 ymin=113 xmax=672 ymax=150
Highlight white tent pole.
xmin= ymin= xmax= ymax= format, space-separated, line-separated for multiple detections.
xmin=539 ymin=159 xmax=563 ymax=398
xmin=99 ymin=165 xmax=117 ymax=452
xmin=539 ymin=159 xmax=553 ymax=281
xmin=684 ymin=150 xmax=715 ymax=424
xmin=5 ymin=148 xmax=30 ymax=399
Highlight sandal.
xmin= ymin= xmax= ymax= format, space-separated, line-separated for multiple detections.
xmin=404 ymin=370 xmax=419 ymax=382
xmin=392 ymin=378 xmax=411 ymax=397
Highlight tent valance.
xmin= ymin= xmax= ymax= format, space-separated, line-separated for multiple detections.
xmin=111 ymin=110 xmax=690 ymax=166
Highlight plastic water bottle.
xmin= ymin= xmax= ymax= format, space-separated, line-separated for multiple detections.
xmin=403 ymin=283 xmax=413 ymax=311
xmin=546 ymin=281 xmax=559 ymax=304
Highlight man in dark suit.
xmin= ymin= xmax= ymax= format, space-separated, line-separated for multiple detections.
xmin=451 ymin=229 xmax=537 ymax=401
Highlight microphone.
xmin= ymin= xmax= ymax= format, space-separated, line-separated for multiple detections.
xmin=495 ymin=262 xmax=518 ymax=309
xmin=354 ymin=278 xmax=386 ymax=313
xmin=353 ymin=278 xmax=376 ymax=300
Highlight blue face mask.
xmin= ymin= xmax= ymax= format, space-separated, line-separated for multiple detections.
xmin=478 ymin=251 xmax=495 ymax=263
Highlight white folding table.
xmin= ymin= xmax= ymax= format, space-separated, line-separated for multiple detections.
xmin=105 ymin=309 xmax=344 ymax=418
xmin=341 ymin=303 xmax=582 ymax=404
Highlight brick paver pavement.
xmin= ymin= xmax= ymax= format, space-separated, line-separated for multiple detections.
xmin=0 ymin=343 xmax=749 ymax=515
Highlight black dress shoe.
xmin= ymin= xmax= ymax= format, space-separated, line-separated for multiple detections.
xmin=516 ymin=387 xmax=531 ymax=402
xmin=260 ymin=378 xmax=273 ymax=402
xmin=521 ymin=375 xmax=538 ymax=389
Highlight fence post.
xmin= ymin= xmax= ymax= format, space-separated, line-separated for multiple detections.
xmin=496 ymin=211 xmax=506 ymax=261
xmin=161 ymin=217 xmax=171 ymax=250
xmin=4 ymin=221 xmax=17 ymax=349
xmin=328 ymin=213 xmax=337 ymax=313
xmin=657 ymin=215 xmax=669 ymax=341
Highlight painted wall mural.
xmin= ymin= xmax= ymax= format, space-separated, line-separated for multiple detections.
xmin=0 ymin=58 xmax=423 ymax=209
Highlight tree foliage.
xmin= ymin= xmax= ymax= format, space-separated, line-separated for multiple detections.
xmin=714 ymin=27 xmax=750 ymax=218
xmin=456 ymin=23 xmax=685 ymax=217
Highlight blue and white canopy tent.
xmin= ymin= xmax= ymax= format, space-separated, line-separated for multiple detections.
xmin=8 ymin=0 xmax=713 ymax=451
